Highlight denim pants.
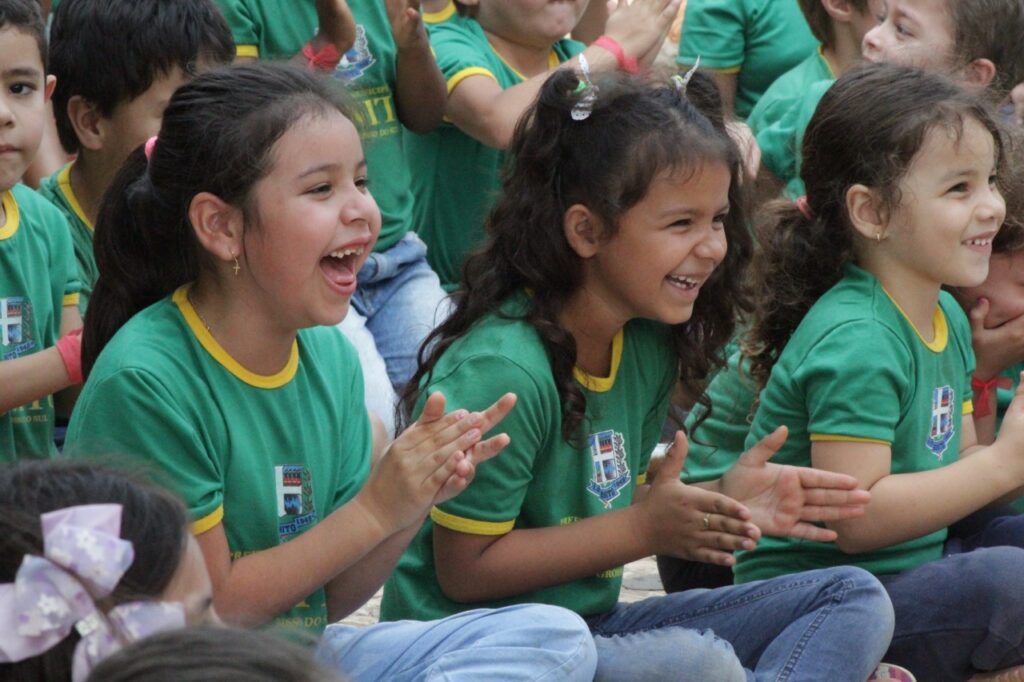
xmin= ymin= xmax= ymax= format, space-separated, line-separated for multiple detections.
xmin=349 ymin=232 xmax=450 ymax=391
xmin=586 ymin=566 xmax=894 ymax=682
xmin=879 ymin=511 xmax=1024 ymax=680
xmin=316 ymin=605 xmax=597 ymax=681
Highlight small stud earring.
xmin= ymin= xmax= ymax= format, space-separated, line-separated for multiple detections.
xmin=232 ymin=254 xmax=240 ymax=276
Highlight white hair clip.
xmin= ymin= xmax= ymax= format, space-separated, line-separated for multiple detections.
xmin=571 ymin=54 xmax=598 ymax=121
xmin=672 ymin=56 xmax=701 ymax=96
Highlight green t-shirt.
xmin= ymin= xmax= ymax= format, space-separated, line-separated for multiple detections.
xmin=677 ymin=0 xmax=817 ymax=120
xmin=682 ymin=350 xmax=757 ymax=484
xmin=422 ymin=0 xmax=456 ymax=26
xmin=38 ymin=163 xmax=96 ymax=314
xmin=1 ymin=185 xmax=80 ymax=461
xmin=994 ymin=362 xmax=1024 ymax=512
xmin=412 ymin=15 xmax=584 ymax=290
xmin=780 ymin=78 xmax=832 ymax=198
xmin=380 ymin=294 xmax=676 ymax=620
xmin=736 ymin=264 xmax=975 ymax=583
xmin=749 ymin=49 xmax=833 ymax=192
xmin=214 ymin=0 xmax=414 ymax=252
xmin=65 ymin=286 xmax=372 ymax=632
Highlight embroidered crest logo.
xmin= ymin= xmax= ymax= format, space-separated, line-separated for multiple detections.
xmin=275 ymin=464 xmax=318 ymax=541
xmin=1 ymin=296 xmax=34 ymax=360
xmin=926 ymin=385 xmax=955 ymax=460
xmin=333 ymin=25 xmax=375 ymax=83
xmin=586 ymin=430 xmax=630 ymax=509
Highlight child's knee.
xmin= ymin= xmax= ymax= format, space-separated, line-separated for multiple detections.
xmin=593 ymin=626 xmax=745 ymax=682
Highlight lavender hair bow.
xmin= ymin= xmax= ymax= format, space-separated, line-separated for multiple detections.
xmin=0 ymin=504 xmax=185 ymax=681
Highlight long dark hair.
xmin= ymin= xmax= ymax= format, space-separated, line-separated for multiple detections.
xmin=746 ymin=62 xmax=1014 ymax=392
xmin=0 ymin=460 xmax=189 ymax=682
xmin=404 ymin=70 xmax=752 ymax=442
xmin=83 ymin=63 xmax=354 ymax=378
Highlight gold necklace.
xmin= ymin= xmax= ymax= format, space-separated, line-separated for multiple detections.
xmin=187 ymin=289 xmax=213 ymax=333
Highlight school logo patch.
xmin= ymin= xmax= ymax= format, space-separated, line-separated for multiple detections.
xmin=1 ymin=296 xmax=35 ymax=360
xmin=333 ymin=25 xmax=375 ymax=83
xmin=586 ymin=430 xmax=630 ymax=509
xmin=275 ymin=464 xmax=318 ymax=541
xmin=925 ymin=385 xmax=955 ymax=460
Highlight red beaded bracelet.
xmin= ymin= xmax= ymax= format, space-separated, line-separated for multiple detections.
xmin=971 ymin=374 xmax=1012 ymax=417
xmin=302 ymin=41 xmax=343 ymax=73
xmin=593 ymin=35 xmax=640 ymax=75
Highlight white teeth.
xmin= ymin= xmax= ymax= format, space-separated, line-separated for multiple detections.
xmin=966 ymin=238 xmax=992 ymax=246
xmin=327 ymin=247 xmax=364 ymax=259
xmin=667 ymin=275 xmax=699 ymax=289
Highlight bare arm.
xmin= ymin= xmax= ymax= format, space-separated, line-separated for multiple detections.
xmin=571 ymin=1 xmax=610 ymax=44
xmin=1 ymin=304 xmax=81 ymax=415
xmin=388 ymin=0 xmax=446 ymax=133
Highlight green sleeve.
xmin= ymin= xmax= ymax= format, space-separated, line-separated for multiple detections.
xmin=212 ymin=0 xmax=260 ymax=56
xmin=942 ymin=294 xmax=976 ymax=412
xmin=677 ymin=0 xmax=747 ymax=70
xmin=67 ymin=368 xmax=224 ymax=525
xmin=428 ymin=20 xmax=497 ymax=86
xmin=796 ymin=322 xmax=911 ymax=444
xmin=425 ymin=354 xmax=557 ymax=533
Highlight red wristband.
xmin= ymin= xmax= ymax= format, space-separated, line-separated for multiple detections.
xmin=302 ymin=40 xmax=343 ymax=72
xmin=593 ymin=35 xmax=640 ymax=75
xmin=56 ymin=328 xmax=83 ymax=385
xmin=971 ymin=374 xmax=1012 ymax=417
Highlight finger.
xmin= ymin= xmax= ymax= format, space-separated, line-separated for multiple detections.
xmin=657 ymin=431 xmax=689 ymax=485
xmin=786 ymin=522 xmax=840 ymax=543
xmin=738 ymin=425 xmax=789 ymax=467
xmin=689 ymin=547 xmax=738 ymax=567
xmin=425 ymin=450 xmax=465 ymax=490
xmin=705 ymin=513 xmax=761 ymax=542
xmin=795 ymin=467 xmax=865 ymax=492
xmin=418 ymin=391 xmax=448 ymax=424
xmin=477 ymin=393 xmax=517 ymax=433
xmin=800 ymin=487 xmax=871 ymax=506
xmin=401 ymin=406 xmax=474 ymax=452
xmin=969 ymin=297 xmax=990 ymax=331
xmin=700 ymin=530 xmax=758 ymax=552
xmin=688 ymin=484 xmax=752 ymax=521
xmin=467 ymin=433 xmax=511 ymax=465
xmin=796 ymin=504 xmax=868 ymax=522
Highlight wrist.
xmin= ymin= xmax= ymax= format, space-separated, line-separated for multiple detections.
xmin=303 ymin=37 xmax=343 ymax=72
xmin=592 ymin=35 xmax=640 ymax=74
xmin=352 ymin=488 xmax=404 ymax=538
xmin=55 ymin=328 xmax=83 ymax=385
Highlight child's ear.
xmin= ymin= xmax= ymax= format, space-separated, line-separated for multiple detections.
xmin=189 ymin=191 xmax=245 ymax=268
xmin=962 ymin=58 xmax=996 ymax=90
xmin=846 ymin=183 xmax=888 ymax=241
xmin=43 ymin=75 xmax=56 ymax=103
xmin=563 ymin=204 xmax=600 ymax=258
xmin=821 ymin=0 xmax=855 ymax=22
xmin=66 ymin=96 xmax=104 ymax=152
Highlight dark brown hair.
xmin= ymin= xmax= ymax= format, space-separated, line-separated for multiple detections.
xmin=798 ymin=0 xmax=870 ymax=48
xmin=746 ymin=62 xmax=1015 ymax=392
xmin=404 ymin=70 xmax=752 ymax=442
xmin=948 ymin=0 xmax=1024 ymax=100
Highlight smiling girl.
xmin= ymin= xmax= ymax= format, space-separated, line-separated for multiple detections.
xmin=380 ymin=70 xmax=898 ymax=681
xmin=64 ymin=63 xmax=601 ymax=681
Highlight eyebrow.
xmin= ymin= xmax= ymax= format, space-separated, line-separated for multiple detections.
xmin=2 ymin=66 xmax=42 ymax=80
xmin=298 ymin=159 xmax=367 ymax=179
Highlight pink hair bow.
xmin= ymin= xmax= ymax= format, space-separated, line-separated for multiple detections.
xmin=0 ymin=504 xmax=185 ymax=681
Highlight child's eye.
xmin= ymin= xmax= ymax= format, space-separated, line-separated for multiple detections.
xmin=9 ymin=82 xmax=36 ymax=96
xmin=669 ymin=219 xmax=692 ymax=229
xmin=356 ymin=176 xmax=370 ymax=191
xmin=946 ymin=182 xmax=969 ymax=194
xmin=308 ymin=183 xmax=332 ymax=195
xmin=712 ymin=213 xmax=729 ymax=230
xmin=895 ymin=21 xmax=912 ymax=37
xmin=989 ymin=174 xmax=999 ymax=187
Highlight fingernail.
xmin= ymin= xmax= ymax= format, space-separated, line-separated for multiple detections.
xmin=452 ymin=409 xmax=468 ymax=420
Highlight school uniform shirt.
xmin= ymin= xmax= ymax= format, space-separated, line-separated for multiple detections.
xmin=65 ymin=286 xmax=372 ymax=633
xmin=0 ymin=185 xmax=80 ymax=461
xmin=379 ymin=292 xmax=676 ymax=621
xmin=38 ymin=163 xmax=96 ymax=314
xmin=681 ymin=350 xmax=757 ymax=484
xmin=676 ymin=0 xmax=817 ymax=120
xmin=735 ymin=264 xmax=974 ymax=584
xmin=748 ymin=48 xmax=834 ymax=190
xmin=422 ymin=0 xmax=456 ymax=26
xmin=214 ymin=0 xmax=415 ymax=253
xmin=411 ymin=16 xmax=583 ymax=290
xmin=994 ymin=362 xmax=1024 ymax=512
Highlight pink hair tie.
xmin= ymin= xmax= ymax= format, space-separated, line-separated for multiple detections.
xmin=144 ymin=136 xmax=158 ymax=161
xmin=795 ymin=195 xmax=814 ymax=220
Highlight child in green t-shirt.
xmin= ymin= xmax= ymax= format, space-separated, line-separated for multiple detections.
xmin=742 ymin=63 xmax=1024 ymax=679
xmin=65 ymin=62 xmax=599 ymax=680
xmin=0 ymin=0 xmax=83 ymax=461
xmin=412 ymin=0 xmax=680 ymax=291
xmin=381 ymin=70 xmax=898 ymax=680
xmin=38 ymin=0 xmax=234 ymax=315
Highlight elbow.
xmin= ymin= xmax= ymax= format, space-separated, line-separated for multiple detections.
xmin=437 ymin=567 xmax=488 ymax=604
xmin=834 ymin=531 xmax=877 ymax=556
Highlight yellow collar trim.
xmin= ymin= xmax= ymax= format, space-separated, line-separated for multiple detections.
xmin=173 ymin=285 xmax=299 ymax=388
xmin=574 ymin=328 xmax=624 ymax=393
xmin=489 ymin=44 xmax=559 ymax=81
xmin=57 ymin=163 xmax=94 ymax=232
xmin=882 ymin=288 xmax=948 ymax=353
xmin=0 ymin=191 xmax=19 ymax=240
xmin=423 ymin=0 xmax=456 ymax=23
xmin=817 ymin=45 xmax=836 ymax=79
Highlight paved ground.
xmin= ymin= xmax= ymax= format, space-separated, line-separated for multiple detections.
xmin=339 ymin=556 xmax=665 ymax=627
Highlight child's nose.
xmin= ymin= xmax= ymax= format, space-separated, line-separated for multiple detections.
xmin=862 ymin=27 xmax=883 ymax=58
xmin=696 ymin=230 xmax=727 ymax=262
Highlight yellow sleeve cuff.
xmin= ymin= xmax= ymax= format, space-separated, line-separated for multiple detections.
xmin=810 ymin=433 xmax=891 ymax=446
xmin=636 ymin=472 xmax=648 ymax=486
xmin=63 ymin=293 xmax=80 ymax=307
xmin=431 ymin=507 xmax=514 ymax=535
xmin=446 ymin=67 xmax=497 ymax=95
xmin=191 ymin=504 xmax=225 ymax=535
xmin=235 ymin=45 xmax=259 ymax=59
xmin=963 ymin=400 xmax=974 ymax=416
xmin=423 ymin=1 xmax=456 ymax=23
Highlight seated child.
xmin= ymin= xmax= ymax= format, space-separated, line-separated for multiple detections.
xmin=381 ymin=70 xmax=897 ymax=681
xmin=38 ymin=0 xmax=233 ymax=314
xmin=65 ymin=62 xmax=599 ymax=680
xmin=412 ymin=0 xmax=677 ymax=290
xmin=0 ymin=0 xmax=82 ymax=461
xmin=739 ymin=63 xmax=1024 ymax=680
xmin=677 ymin=0 xmax=818 ymax=120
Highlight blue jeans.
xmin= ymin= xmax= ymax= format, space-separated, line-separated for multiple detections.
xmin=316 ymin=605 xmax=597 ymax=681
xmin=586 ymin=566 xmax=894 ymax=682
xmin=879 ymin=511 xmax=1024 ymax=680
xmin=350 ymin=233 xmax=450 ymax=390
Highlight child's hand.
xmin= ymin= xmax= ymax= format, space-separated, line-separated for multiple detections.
xmin=638 ymin=430 xmax=760 ymax=566
xmin=603 ymin=0 xmax=681 ymax=70
xmin=725 ymin=121 xmax=761 ymax=182
xmin=356 ymin=391 xmax=516 ymax=534
xmin=994 ymin=374 xmax=1024 ymax=469
xmin=720 ymin=426 xmax=872 ymax=541
xmin=385 ymin=0 xmax=428 ymax=51
xmin=315 ymin=0 xmax=357 ymax=53
xmin=969 ymin=297 xmax=1024 ymax=380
